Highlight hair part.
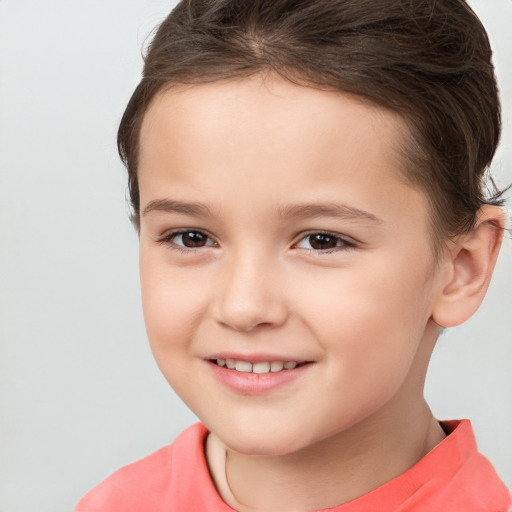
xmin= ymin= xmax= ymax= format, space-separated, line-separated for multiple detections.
xmin=118 ymin=0 xmax=505 ymax=255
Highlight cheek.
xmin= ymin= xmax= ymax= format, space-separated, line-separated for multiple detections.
xmin=139 ymin=254 xmax=209 ymax=361
xmin=297 ymin=262 xmax=431 ymax=337
xmin=294 ymin=260 xmax=434 ymax=390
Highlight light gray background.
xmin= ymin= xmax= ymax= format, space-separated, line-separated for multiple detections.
xmin=0 ymin=1 xmax=510 ymax=511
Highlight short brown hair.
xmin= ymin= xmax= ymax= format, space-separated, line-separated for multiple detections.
xmin=118 ymin=0 xmax=504 ymax=247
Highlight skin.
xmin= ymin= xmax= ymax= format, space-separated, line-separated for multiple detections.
xmin=136 ymin=74 xmax=503 ymax=511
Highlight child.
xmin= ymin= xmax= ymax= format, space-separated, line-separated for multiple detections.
xmin=76 ymin=0 xmax=511 ymax=510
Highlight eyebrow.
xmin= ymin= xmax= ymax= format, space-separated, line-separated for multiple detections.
xmin=142 ymin=198 xmax=382 ymax=224
xmin=278 ymin=203 xmax=382 ymax=224
xmin=142 ymin=199 xmax=214 ymax=217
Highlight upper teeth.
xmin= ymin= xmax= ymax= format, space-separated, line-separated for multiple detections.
xmin=216 ymin=359 xmax=298 ymax=374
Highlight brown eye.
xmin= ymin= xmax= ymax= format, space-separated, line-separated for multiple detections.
xmin=307 ymin=234 xmax=339 ymax=250
xmin=157 ymin=229 xmax=218 ymax=251
xmin=179 ymin=231 xmax=209 ymax=248
xmin=295 ymin=232 xmax=354 ymax=252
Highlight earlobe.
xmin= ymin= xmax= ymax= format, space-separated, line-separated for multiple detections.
xmin=432 ymin=206 xmax=505 ymax=328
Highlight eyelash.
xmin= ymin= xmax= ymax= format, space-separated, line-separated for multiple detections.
xmin=155 ymin=229 xmax=357 ymax=254
xmin=295 ymin=231 xmax=357 ymax=253
xmin=156 ymin=229 xmax=218 ymax=254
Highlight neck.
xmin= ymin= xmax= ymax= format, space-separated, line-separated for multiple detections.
xmin=215 ymin=399 xmax=444 ymax=512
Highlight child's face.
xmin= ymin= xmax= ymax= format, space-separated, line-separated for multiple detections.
xmin=137 ymin=75 xmax=447 ymax=456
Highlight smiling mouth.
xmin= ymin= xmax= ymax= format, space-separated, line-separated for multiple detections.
xmin=211 ymin=359 xmax=309 ymax=374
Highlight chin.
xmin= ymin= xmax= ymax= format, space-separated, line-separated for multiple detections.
xmin=225 ymin=434 xmax=302 ymax=457
xmin=204 ymin=416 xmax=313 ymax=457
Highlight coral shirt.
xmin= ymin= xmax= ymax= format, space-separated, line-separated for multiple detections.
xmin=75 ymin=420 xmax=511 ymax=512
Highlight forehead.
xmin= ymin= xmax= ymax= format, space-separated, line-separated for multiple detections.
xmin=139 ymin=74 xmax=410 ymax=177
xmin=137 ymin=74 xmax=426 ymax=224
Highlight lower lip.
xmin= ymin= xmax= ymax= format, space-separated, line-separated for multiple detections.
xmin=208 ymin=361 xmax=311 ymax=395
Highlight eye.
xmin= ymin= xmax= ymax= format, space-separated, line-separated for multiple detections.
xmin=157 ymin=229 xmax=216 ymax=249
xmin=295 ymin=232 xmax=354 ymax=252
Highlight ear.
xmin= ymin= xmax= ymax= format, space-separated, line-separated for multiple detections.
xmin=432 ymin=206 xmax=505 ymax=328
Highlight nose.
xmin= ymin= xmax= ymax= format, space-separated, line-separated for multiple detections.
xmin=213 ymin=251 xmax=289 ymax=333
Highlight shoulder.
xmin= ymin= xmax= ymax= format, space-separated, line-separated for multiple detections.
xmin=415 ymin=420 xmax=511 ymax=511
xmin=75 ymin=423 xmax=208 ymax=512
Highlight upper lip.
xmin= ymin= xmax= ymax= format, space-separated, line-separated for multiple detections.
xmin=206 ymin=352 xmax=313 ymax=364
